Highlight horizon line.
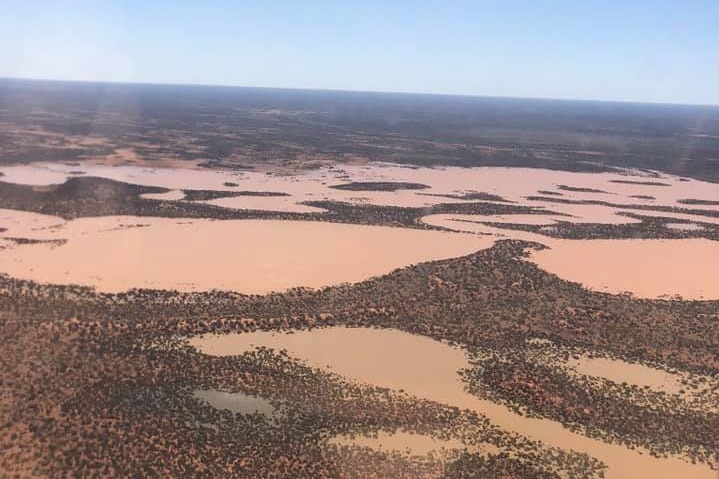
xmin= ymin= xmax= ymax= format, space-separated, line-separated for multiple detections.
xmin=2 ymin=75 xmax=718 ymax=109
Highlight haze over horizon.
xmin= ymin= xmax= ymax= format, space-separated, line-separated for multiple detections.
xmin=2 ymin=0 xmax=718 ymax=105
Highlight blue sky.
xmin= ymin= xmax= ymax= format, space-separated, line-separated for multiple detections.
xmin=1 ymin=0 xmax=718 ymax=104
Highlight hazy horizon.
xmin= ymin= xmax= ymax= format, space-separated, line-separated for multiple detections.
xmin=3 ymin=75 xmax=719 ymax=109
xmin=2 ymin=1 xmax=718 ymax=106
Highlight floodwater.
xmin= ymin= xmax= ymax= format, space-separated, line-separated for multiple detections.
xmin=140 ymin=190 xmax=186 ymax=201
xmin=529 ymin=239 xmax=719 ymax=300
xmin=194 ymin=390 xmax=276 ymax=417
xmin=3 ymin=205 xmax=711 ymax=298
xmin=521 ymin=202 xmax=644 ymax=224
xmin=0 ymin=208 xmax=66 ymax=237
xmin=201 ymin=196 xmax=326 ymax=213
xmin=421 ymin=214 xmax=545 ymax=241
xmin=422 ymin=215 xmax=719 ymax=300
xmin=543 ymin=346 xmax=719 ymax=411
xmin=2 ymin=160 xmax=718 ymax=475
xmin=637 ymin=210 xmax=719 ymax=226
xmin=189 ymin=327 xmax=713 ymax=479
xmin=3 ymin=161 xmax=719 ymax=215
xmin=0 ymin=216 xmax=492 ymax=293
xmin=568 ymin=356 xmax=684 ymax=394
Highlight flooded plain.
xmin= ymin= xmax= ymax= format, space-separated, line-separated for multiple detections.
xmin=0 ymin=208 xmax=66 ymax=237
xmin=201 ymin=196 xmax=327 ymax=213
xmin=189 ymin=327 xmax=714 ymax=479
xmin=529 ymin=238 xmax=719 ymax=300
xmin=140 ymin=190 xmax=186 ymax=201
xmin=1 ymin=160 xmax=718 ymax=477
xmin=567 ymin=356 xmax=685 ymax=394
xmin=421 ymin=214 xmax=719 ymax=300
xmin=0 ymin=215 xmax=492 ymax=293
xmin=2 ymin=159 xmax=718 ymax=299
xmin=2 ymin=161 xmax=719 ymax=214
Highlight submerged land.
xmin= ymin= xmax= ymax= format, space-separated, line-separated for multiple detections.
xmin=1 ymin=79 xmax=718 ymax=478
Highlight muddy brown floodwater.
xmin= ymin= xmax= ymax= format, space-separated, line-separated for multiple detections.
xmin=567 ymin=356 xmax=685 ymax=394
xmin=529 ymin=238 xmax=719 ymax=300
xmin=201 ymin=196 xmax=327 ymax=213
xmin=2 ymin=204 xmax=716 ymax=299
xmin=421 ymin=214 xmax=719 ymax=300
xmin=189 ymin=327 xmax=714 ymax=479
xmin=3 ymin=162 xmax=719 ymax=213
xmin=2 ymin=161 xmax=718 ymax=476
xmin=0 ymin=215 xmax=493 ymax=293
xmin=140 ymin=190 xmax=186 ymax=201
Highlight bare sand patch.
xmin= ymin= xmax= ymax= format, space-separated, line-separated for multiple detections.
xmin=665 ymin=222 xmax=705 ymax=231
xmin=329 ymin=431 xmax=477 ymax=458
xmin=194 ymin=390 xmax=276 ymax=417
xmin=189 ymin=327 xmax=713 ymax=479
xmin=0 ymin=217 xmax=491 ymax=293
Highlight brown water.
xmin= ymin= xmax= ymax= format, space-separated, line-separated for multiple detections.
xmin=521 ymin=202 xmax=644 ymax=224
xmin=140 ymin=190 xmax=186 ymax=201
xmin=189 ymin=327 xmax=714 ymax=479
xmin=202 ymin=196 xmax=326 ymax=213
xmin=529 ymin=238 xmax=719 ymax=300
xmin=3 ymin=162 xmax=718 ymax=216
xmin=3 ymin=162 xmax=717 ymax=474
xmin=422 ymin=208 xmax=640 ymax=227
xmin=0 ymin=216 xmax=492 ymax=293
xmin=637 ymin=210 xmax=719 ymax=226
xmin=568 ymin=356 xmax=684 ymax=394
xmin=533 ymin=344 xmax=719 ymax=412
xmin=3 ymin=207 xmax=713 ymax=299
xmin=421 ymin=214 xmax=719 ymax=300
xmin=420 ymin=214 xmax=546 ymax=241
xmin=0 ymin=208 xmax=66 ymax=237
